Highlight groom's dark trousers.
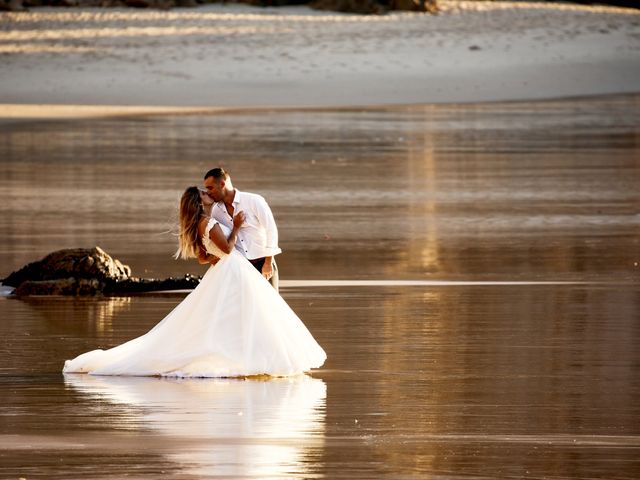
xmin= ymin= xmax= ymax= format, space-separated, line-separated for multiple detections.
xmin=249 ymin=257 xmax=279 ymax=292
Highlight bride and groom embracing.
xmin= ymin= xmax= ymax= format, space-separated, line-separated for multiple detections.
xmin=63 ymin=168 xmax=326 ymax=378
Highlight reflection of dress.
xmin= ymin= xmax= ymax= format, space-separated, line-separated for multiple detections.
xmin=63 ymin=219 xmax=326 ymax=377
xmin=64 ymin=374 xmax=326 ymax=478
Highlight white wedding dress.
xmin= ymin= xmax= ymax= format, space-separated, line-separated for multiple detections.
xmin=63 ymin=219 xmax=326 ymax=377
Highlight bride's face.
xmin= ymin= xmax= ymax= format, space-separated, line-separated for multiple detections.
xmin=199 ymin=189 xmax=214 ymax=206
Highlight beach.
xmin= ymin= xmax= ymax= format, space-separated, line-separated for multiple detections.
xmin=1 ymin=3 xmax=640 ymax=478
xmin=1 ymin=0 xmax=639 ymax=114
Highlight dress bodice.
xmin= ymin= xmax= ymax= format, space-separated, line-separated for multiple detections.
xmin=202 ymin=218 xmax=231 ymax=258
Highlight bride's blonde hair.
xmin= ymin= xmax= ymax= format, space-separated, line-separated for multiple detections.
xmin=175 ymin=186 xmax=203 ymax=260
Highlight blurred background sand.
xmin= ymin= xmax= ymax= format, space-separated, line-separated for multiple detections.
xmin=1 ymin=1 xmax=639 ymax=111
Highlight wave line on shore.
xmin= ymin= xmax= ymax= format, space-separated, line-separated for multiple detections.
xmin=280 ymin=280 xmax=615 ymax=287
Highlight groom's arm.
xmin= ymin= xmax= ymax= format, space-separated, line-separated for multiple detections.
xmin=253 ymin=195 xmax=280 ymax=280
xmin=254 ymin=196 xmax=280 ymax=257
xmin=252 ymin=203 xmax=275 ymax=279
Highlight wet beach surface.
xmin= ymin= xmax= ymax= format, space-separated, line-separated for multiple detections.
xmin=1 ymin=95 xmax=639 ymax=478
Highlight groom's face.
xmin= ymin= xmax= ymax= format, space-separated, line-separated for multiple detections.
xmin=204 ymin=176 xmax=224 ymax=202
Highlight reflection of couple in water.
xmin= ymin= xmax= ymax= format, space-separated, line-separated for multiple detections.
xmin=63 ymin=167 xmax=326 ymax=378
xmin=64 ymin=374 xmax=326 ymax=478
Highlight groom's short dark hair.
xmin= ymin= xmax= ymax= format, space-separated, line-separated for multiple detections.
xmin=204 ymin=167 xmax=229 ymax=180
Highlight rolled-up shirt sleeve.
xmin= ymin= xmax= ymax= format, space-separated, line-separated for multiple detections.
xmin=254 ymin=195 xmax=282 ymax=257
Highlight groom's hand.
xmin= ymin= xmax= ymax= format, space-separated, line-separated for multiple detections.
xmin=262 ymin=257 xmax=274 ymax=280
xmin=198 ymin=246 xmax=219 ymax=266
xmin=197 ymin=247 xmax=209 ymax=265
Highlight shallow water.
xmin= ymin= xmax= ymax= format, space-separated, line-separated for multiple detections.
xmin=0 ymin=95 xmax=639 ymax=478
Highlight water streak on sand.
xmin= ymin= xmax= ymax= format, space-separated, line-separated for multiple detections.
xmin=1 ymin=25 xmax=293 ymax=42
xmin=280 ymin=280 xmax=610 ymax=287
xmin=2 ymin=433 xmax=638 ymax=450
xmin=152 ymin=280 xmax=616 ymax=294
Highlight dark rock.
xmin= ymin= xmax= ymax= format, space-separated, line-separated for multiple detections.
xmin=108 ymin=274 xmax=202 ymax=294
xmin=0 ymin=0 xmax=440 ymax=13
xmin=571 ymin=0 xmax=638 ymax=8
xmin=239 ymin=0 xmax=308 ymax=7
xmin=3 ymin=247 xmax=202 ymax=296
xmin=0 ymin=0 xmax=27 ymax=10
xmin=309 ymin=0 xmax=384 ymax=14
xmin=15 ymin=278 xmax=104 ymax=296
xmin=122 ymin=0 xmax=174 ymax=8
xmin=388 ymin=0 xmax=437 ymax=13
xmin=309 ymin=0 xmax=436 ymax=14
xmin=3 ymin=247 xmax=131 ymax=289
xmin=49 ymin=0 xmax=80 ymax=6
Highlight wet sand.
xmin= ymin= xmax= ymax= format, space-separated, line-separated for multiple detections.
xmin=0 ymin=95 xmax=638 ymax=281
xmin=1 ymin=284 xmax=639 ymax=478
xmin=0 ymin=95 xmax=639 ymax=478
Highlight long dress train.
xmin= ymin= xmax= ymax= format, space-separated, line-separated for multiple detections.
xmin=63 ymin=219 xmax=326 ymax=377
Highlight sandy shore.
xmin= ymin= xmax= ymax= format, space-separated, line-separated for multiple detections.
xmin=0 ymin=1 xmax=639 ymax=113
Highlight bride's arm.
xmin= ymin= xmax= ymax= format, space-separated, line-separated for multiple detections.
xmin=197 ymin=218 xmax=218 ymax=265
xmin=209 ymin=212 xmax=245 ymax=255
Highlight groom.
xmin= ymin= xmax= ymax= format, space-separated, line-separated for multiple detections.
xmin=201 ymin=167 xmax=281 ymax=291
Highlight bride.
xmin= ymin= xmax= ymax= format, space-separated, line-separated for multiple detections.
xmin=63 ymin=186 xmax=326 ymax=377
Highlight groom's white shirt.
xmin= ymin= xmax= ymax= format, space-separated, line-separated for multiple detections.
xmin=211 ymin=189 xmax=282 ymax=261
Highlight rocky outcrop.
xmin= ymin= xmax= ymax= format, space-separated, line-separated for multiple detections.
xmin=389 ymin=0 xmax=437 ymax=13
xmin=15 ymin=277 xmax=104 ymax=296
xmin=310 ymin=0 xmax=436 ymax=14
xmin=0 ymin=0 xmax=201 ymax=10
xmin=309 ymin=0 xmax=383 ymax=14
xmin=3 ymin=247 xmax=131 ymax=287
xmin=0 ymin=0 xmax=439 ymax=13
xmin=2 ymin=247 xmax=202 ymax=296
xmin=0 ymin=0 xmax=25 ymax=10
xmin=239 ymin=0 xmax=437 ymax=13
xmin=107 ymin=274 xmax=202 ymax=294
